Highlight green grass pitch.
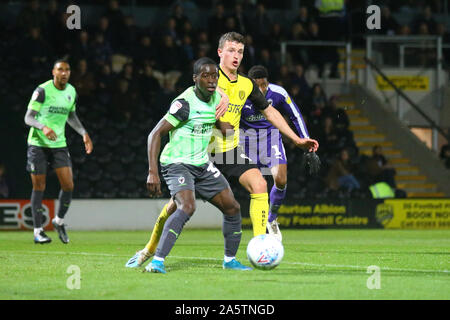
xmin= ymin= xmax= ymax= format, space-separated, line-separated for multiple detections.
xmin=0 ymin=229 xmax=448 ymax=300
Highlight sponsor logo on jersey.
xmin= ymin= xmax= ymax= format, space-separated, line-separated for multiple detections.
xmin=48 ymin=106 xmax=69 ymax=115
xmin=31 ymin=90 xmax=40 ymax=101
xmin=169 ymin=101 xmax=183 ymax=114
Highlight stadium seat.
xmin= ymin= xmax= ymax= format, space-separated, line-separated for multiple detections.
xmin=118 ymin=179 xmax=141 ymax=198
xmin=94 ymin=179 xmax=118 ymax=198
xmin=104 ymin=161 xmax=126 ymax=182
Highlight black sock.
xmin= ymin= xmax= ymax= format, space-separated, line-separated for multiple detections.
xmin=57 ymin=190 xmax=72 ymax=219
xmin=155 ymin=209 xmax=191 ymax=259
xmin=31 ymin=190 xmax=44 ymax=229
xmin=223 ymin=213 xmax=242 ymax=258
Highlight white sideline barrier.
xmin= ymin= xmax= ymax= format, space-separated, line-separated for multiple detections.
xmin=64 ymin=199 xmax=223 ymax=230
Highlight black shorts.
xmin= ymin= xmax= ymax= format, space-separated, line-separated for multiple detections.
xmin=210 ymin=145 xmax=258 ymax=178
xmin=161 ymin=161 xmax=230 ymax=200
xmin=26 ymin=145 xmax=72 ymax=175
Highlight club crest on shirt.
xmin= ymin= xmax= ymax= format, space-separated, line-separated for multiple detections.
xmin=178 ymin=176 xmax=185 ymax=185
xmin=67 ymin=95 xmax=72 ymax=102
xmin=170 ymin=101 xmax=183 ymax=114
xmin=268 ymin=98 xmax=273 ymax=105
xmin=239 ymin=90 xmax=245 ymax=100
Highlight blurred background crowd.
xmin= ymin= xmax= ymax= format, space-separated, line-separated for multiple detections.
xmin=1 ymin=0 xmax=449 ymax=200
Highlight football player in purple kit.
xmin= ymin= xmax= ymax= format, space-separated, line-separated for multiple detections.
xmin=240 ymin=65 xmax=317 ymax=241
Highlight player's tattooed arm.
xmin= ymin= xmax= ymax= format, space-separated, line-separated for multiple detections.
xmin=147 ymin=119 xmax=174 ymax=197
xmin=215 ymin=120 xmax=234 ymax=136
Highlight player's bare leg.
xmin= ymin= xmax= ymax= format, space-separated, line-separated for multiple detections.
xmin=30 ymin=174 xmax=51 ymax=243
xmin=238 ymin=168 xmax=269 ymax=236
xmin=52 ymin=166 xmax=74 ymax=243
xmin=268 ymin=164 xmax=287 ymax=241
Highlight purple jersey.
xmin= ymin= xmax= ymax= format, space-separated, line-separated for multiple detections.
xmin=240 ymin=83 xmax=310 ymax=138
xmin=240 ymin=83 xmax=309 ymax=170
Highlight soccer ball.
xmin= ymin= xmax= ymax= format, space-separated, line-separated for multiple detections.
xmin=246 ymin=234 xmax=284 ymax=270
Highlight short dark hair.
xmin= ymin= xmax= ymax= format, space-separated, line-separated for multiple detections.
xmin=218 ymin=32 xmax=245 ymax=49
xmin=193 ymin=57 xmax=217 ymax=75
xmin=53 ymin=58 xmax=70 ymax=68
xmin=248 ymin=65 xmax=269 ymax=79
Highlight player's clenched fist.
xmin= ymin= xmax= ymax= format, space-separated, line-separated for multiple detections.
xmin=147 ymin=172 xmax=162 ymax=198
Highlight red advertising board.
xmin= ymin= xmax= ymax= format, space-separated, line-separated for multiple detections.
xmin=0 ymin=199 xmax=56 ymax=231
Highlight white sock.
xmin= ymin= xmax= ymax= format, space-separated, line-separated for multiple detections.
xmin=153 ymin=256 xmax=165 ymax=262
xmin=54 ymin=216 xmax=64 ymax=225
xmin=34 ymin=228 xmax=43 ymax=236
xmin=224 ymin=255 xmax=235 ymax=263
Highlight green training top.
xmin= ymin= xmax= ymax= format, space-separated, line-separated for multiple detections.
xmin=27 ymin=80 xmax=77 ymax=148
xmin=160 ymin=86 xmax=220 ymax=166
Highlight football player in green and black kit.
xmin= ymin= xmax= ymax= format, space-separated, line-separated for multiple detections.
xmin=24 ymin=59 xmax=93 ymax=244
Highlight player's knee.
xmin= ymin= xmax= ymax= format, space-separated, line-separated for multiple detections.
xmin=62 ymin=182 xmax=74 ymax=192
xmin=33 ymin=181 xmax=46 ymax=191
xmin=180 ymin=201 xmax=196 ymax=216
xmin=230 ymin=200 xmax=240 ymax=215
xmin=249 ymin=177 xmax=267 ymax=194
xmin=274 ymin=176 xmax=287 ymax=189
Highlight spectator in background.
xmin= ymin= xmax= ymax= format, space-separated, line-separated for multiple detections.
xmin=274 ymin=64 xmax=290 ymax=88
xmin=180 ymin=20 xmax=194 ymax=40
xmin=224 ymin=16 xmax=237 ymax=33
xmin=268 ymin=23 xmax=286 ymax=59
xmin=307 ymin=83 xmax=327 ymax=123
xmin=326 ymin=148 xmax=361 ymax=192
xmin=162 ymin=17 xmax=181 ymax=46
xmin=117 ymin=15 xmax=140 ymax=56
xmin=22 ymin=27 xmax=52 ymax=68
xmin=0 ymin=163 xmax=13 ymax=198
xmin=208 ymin=3 xmax=227 ymax=43
xmin=230 ymin=3 xmax=249 ymax=35
xmin=111 ymin=79 xmax=138 ymax=122
xmin=158 ymin=35 xmax=185 ymax=73
xmin=181 ymin=35 xmax=195 ymax=62
xmin=242 ymin=34 xmax=257 ymax=71
xmin=104 ymin=0 xmax=125 ymax=33
xmin=366 ymin=145 xmax=397 ymax=188
xmin=71 ymin=59 xmax=97 ymax=104
xmin=413 ymin=5 xmax=437 ymax=34
xmin=140 ymin=63 xmax=161 ymax=105
xmin=290 ymin=64 xmax=311 ymax=103
xmin=439 ymin=144 xmax=450 ymax=169
xmin=96 ymin=63 xmax=115 ymax=105
xmin=133 ymin=35 xmax=158 ymax=69
xmin=171 ymin=4 xmax=190 ymax=36
xmin=322 ymin=95 xmax=349 ymax=132
xmin=90 ymin=32 xmax=113 ymax=69
xmin=293 ymin=6 xmax=312 ymax=31
xmin=195 ymin=31 xmax=212 ymax=58
xmin=257 ymin=49 xmax=280 ymax=80
xmin=45 ymin=0 xmax=60 ymax=46
xmin=250 ymin=3 xmax=272 ymax=47
xmin=316 ymin=116 xmax=340 ymax=156
xmin=16 ymin=0 xmax=47 ymax=32
xmin=72 ymin=30 xmax=91 ymax=62
xmin=379 ymin=6 xmax=399 ymax=35
xmin=94 ymin=16 xmax=114 ymax=49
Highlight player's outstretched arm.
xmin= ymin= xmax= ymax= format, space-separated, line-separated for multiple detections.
xmin=67 ymin=111 xmax=92 ymax=154
xmin=147 ymin=118 xmax=174 ymax=197
xmin=261 ymin=105 xmax=319 ymax=152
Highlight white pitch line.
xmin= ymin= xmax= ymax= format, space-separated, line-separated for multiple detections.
xmin=5 ymin=250 xmax=449 ymax=274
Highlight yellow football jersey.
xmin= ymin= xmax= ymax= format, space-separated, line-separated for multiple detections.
xmin=210 ymin=67 xmax=269 ymax=153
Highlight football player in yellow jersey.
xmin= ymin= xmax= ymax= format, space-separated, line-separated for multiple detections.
xmin=125 ymin=32 xmax=318 ymax=268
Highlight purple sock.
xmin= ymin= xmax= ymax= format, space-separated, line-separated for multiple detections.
xmin=269 ymin=185 xmax=286 ymax=223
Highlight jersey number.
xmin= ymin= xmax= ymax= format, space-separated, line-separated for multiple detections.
xmin=207 ymin=162 xmax=221 ymax=178
xmin=271 ymin=145 xmax=282 ymax=157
